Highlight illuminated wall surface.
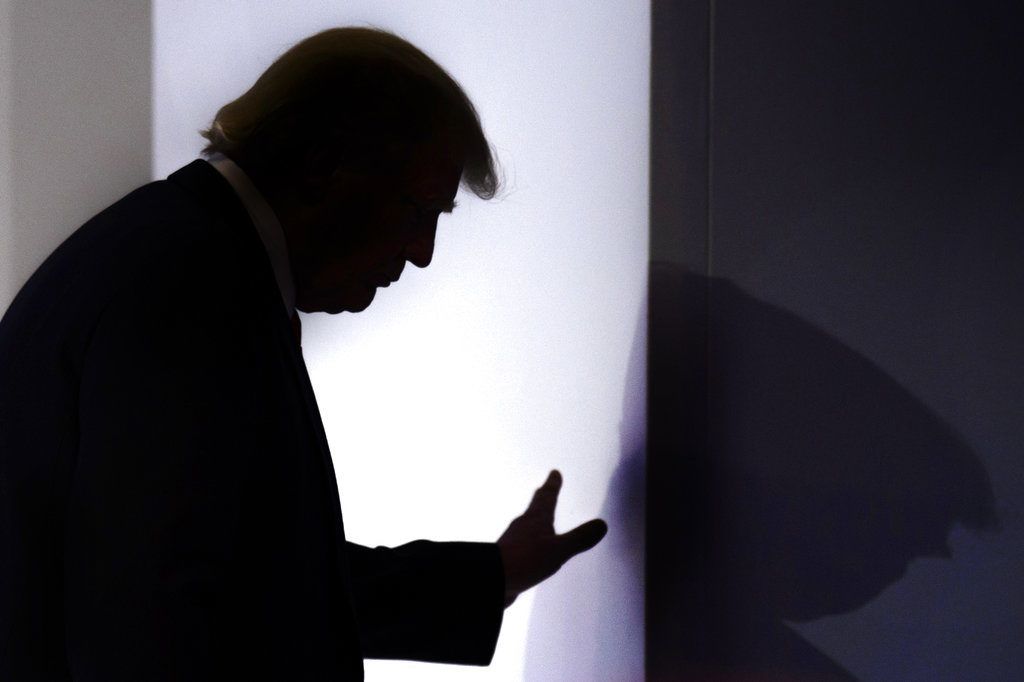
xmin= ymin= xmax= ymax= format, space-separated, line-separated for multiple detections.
xmin=153 ymin=2 xmax=648 ymax=680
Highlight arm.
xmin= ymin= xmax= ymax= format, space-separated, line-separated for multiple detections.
xmin=66 ymin=279 xmax=258 ymax=680
xmin=347 ymin=471 xmax=607 ymax=664
xmin=347 ymin=540 xmax=505 ymax=664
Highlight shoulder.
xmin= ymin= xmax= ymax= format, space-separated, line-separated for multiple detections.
xmin=2 ymin=168 xmax=275 ymax=368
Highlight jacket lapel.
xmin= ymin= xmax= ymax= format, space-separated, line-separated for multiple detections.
xmin=167 ymin=160 xmax=349 ymax=544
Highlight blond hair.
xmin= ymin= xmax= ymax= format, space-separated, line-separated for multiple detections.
xmin=201 ymin=27 xmax=498 ymax=199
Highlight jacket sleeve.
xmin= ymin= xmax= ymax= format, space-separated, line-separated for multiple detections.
xmin=347 ymin=539 xmax=506 ymax=665
xmin=66 ymin=276 xmax=259 ymax=681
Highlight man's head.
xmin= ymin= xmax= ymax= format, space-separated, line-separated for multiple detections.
xmin=201 ymin=27 xmax=498 ymax=313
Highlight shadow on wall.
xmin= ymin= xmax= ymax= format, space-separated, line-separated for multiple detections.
xmin=519 ymin=259 xmax=1003 ymax=681
xmin=647 ymin=262 xmax=998 ymax=680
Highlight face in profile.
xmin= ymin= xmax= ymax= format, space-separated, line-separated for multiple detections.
xmin=292 ymin=139 xmax=463 ymax=314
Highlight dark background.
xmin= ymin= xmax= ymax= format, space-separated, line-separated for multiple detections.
xmin=650 ymin=0 xmax=1022 ymax=679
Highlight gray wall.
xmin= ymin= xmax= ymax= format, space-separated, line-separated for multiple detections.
xmin=650 ymin=1 xmax=1023 ymax=679
xmin=0 ymin=0 xmax=151 ymax=312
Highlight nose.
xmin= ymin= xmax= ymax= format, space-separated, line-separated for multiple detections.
xmin=404 ymin=222 xmax=437 ymax=269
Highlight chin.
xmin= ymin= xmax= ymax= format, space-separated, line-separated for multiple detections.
xmin=341 ymin=298 xmax=373 ymax=313
xmin=301 ymin=288 xmax=375 ymax=314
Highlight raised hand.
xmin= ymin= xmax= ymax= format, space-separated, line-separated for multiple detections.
xmin=497 ymin=470 xmax=608 ymax=608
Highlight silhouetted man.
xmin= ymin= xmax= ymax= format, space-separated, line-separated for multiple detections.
xmin=0 ymin=28 xmax=606 ymax=680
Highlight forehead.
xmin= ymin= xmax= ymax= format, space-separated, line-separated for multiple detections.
xmin=402 ymin=137 xmax=463 ymax=198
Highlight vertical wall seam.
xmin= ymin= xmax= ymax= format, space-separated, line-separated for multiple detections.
xmin=705 ymin=0 xmax=715 ymax=455
xmin=706 ymin=0 xmax=715 ymax=281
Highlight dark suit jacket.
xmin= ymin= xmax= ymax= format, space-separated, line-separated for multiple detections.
xmin=0 ymin=160 xmax=504 ymax=681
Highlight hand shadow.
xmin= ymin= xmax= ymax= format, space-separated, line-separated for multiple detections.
xmin=521 ymin=291 xmax=646 ymax=681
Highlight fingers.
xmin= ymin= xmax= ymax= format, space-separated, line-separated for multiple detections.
xmin=557 ymin=518 xmax=608 ymax=563
xmin=526 ymin=469 xmax=562 ymax=521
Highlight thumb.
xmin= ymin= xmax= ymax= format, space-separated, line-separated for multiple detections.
xmin=557 ymin=519 xmax=608 ymax=563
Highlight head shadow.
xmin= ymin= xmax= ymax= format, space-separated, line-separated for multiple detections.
xmin=647 ymin=262 xmax=998 ymax=678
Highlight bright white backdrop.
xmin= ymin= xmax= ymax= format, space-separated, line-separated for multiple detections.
xmin=154 ymin=2 xmax=648 ymax=679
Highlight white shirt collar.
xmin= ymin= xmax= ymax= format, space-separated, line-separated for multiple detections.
xmin=205 ymin=153 xmax=296 ymax=318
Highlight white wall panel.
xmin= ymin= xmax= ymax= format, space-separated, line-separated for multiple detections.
xmin=0 ymin=0 xmax=13 ymax=307
xmin=154 ymin=3 xmax=648 ymax=679
xmin=0 ymin=0 xmax=150 ymax=312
